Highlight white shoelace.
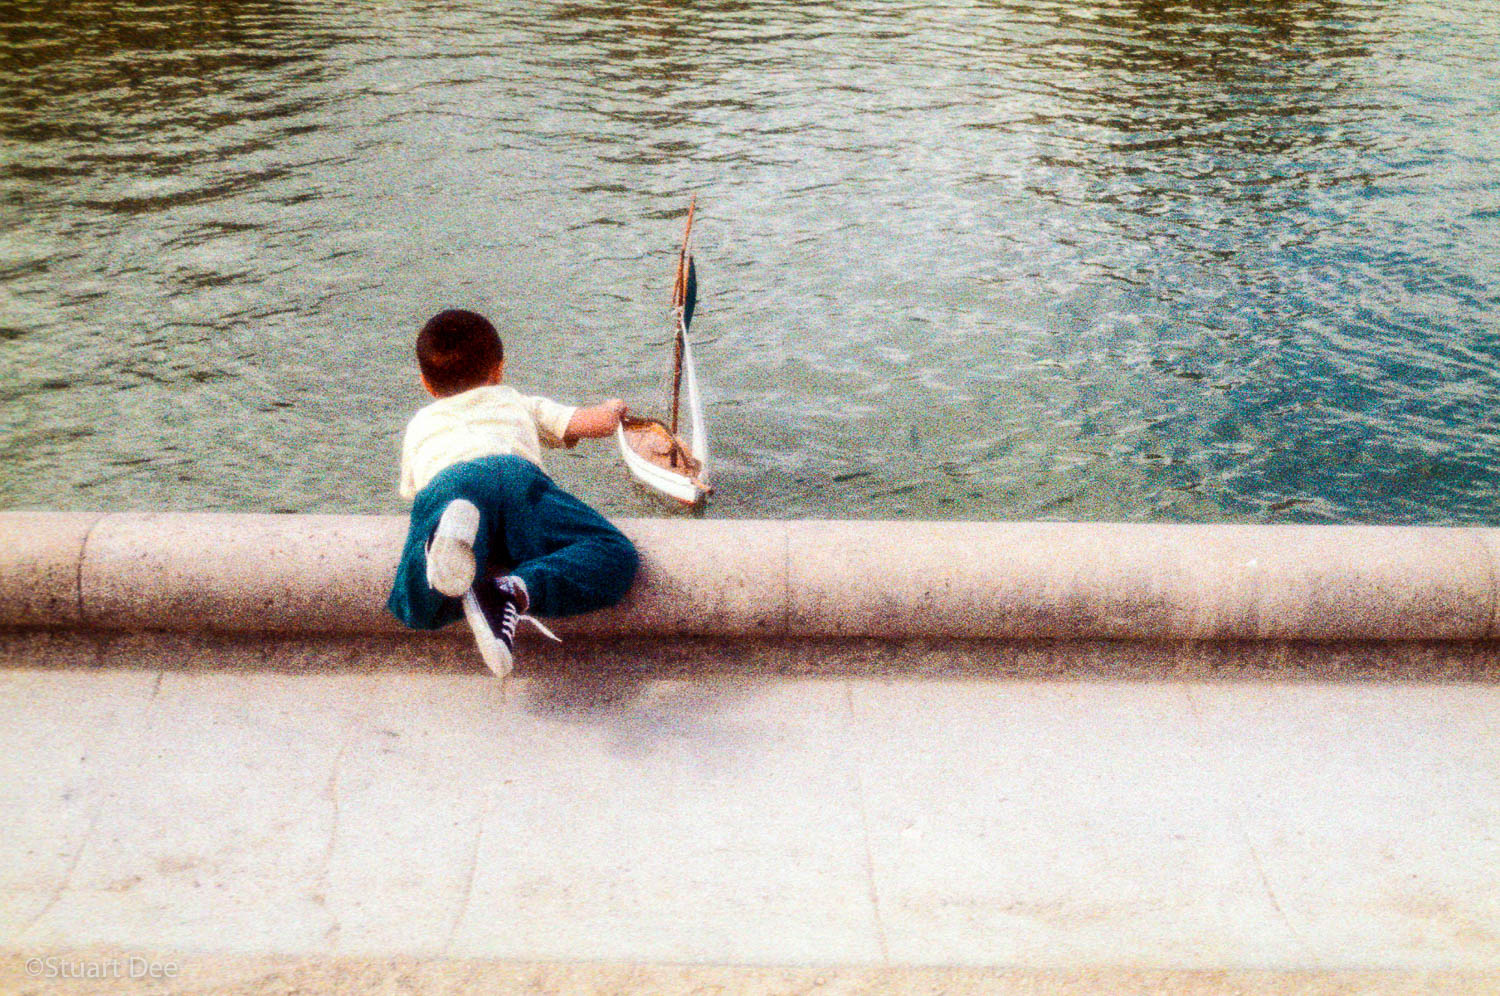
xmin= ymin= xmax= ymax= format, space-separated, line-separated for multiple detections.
xmin=497 ymin=602 xmax=562 ymax=646
xmin=514 ymin=613 xmax=562 ymax=644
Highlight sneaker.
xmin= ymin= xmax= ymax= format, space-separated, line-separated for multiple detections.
xmin=462 ymin=575 xmax=561 ymax=678
xmin=426 ymin=499 xmax=479 ymax=597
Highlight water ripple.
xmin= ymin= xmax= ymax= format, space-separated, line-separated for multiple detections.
xmin=0 ymin=0 xmax=1497 ymax=521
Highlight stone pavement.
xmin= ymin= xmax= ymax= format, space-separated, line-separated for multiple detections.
xmin=3 ymin=662 xmax=1499 ymax=993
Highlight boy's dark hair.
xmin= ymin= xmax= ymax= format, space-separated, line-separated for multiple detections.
xmin=416 ymin=309 xmax=503 ymax=396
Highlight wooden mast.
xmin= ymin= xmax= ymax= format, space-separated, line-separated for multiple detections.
xmin=669 ymin=195 xmax=695 ymax=448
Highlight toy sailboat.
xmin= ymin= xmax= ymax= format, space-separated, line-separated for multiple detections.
xmin=616 ymin=198 xmax=712 ymax=505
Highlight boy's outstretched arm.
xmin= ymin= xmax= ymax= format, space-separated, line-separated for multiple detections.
xmin=563 ymin=399 xmax=628 ymax=445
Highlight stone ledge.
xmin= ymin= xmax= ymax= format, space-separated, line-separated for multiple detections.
xmin=2 ymin=511 xmax=1497 ymax=642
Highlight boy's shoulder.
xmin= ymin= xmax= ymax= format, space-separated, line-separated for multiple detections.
xmin=454 ymin=384 xmax=522 ymax=405
xmin=408 ymin=384 xmax=563 ymax=423
xmin=414 ymin=384 xmax=518 ymax=415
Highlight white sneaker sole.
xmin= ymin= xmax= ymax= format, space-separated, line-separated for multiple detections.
xmin=462 ymin=590 xmax=513 ymax=679
xmin=427 ymin=500 xmax=479 ymax=597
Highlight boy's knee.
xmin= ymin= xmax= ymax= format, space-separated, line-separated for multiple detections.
xmin=601 ymin=532 xmax=639 ymax=598
xmin=620 ymin=536 xmax=640 ymax=582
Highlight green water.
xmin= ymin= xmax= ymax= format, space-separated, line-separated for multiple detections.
xmin=2 ymin=0 xmax=1498 ymax=523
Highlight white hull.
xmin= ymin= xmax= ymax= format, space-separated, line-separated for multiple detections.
xmin=616 ymin=421 xmax=707 ymax=505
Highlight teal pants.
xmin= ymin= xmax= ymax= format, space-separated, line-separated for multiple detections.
xmin=387 ymin=454 xmax=638 ymax=630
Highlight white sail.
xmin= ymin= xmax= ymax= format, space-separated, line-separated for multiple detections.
xmin=682 ymin=325 xmax=707 ymax=464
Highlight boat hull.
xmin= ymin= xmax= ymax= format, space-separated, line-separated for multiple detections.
xmin=616 ymin=420 xmax=709 ymax=506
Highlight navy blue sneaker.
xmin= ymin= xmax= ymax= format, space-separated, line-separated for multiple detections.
xmin=461 ymin=576 xmax=559 ymax=678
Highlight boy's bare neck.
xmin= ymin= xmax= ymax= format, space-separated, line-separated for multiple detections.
xmin=421 ymin=363 xmax=505 ymax=400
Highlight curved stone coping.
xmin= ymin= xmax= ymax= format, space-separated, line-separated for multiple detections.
xmin=1 ymin=511 xmax=1498 ymax=641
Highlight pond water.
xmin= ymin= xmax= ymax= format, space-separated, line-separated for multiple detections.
xmin=3 ymin=0 xmax=1498 ymax=523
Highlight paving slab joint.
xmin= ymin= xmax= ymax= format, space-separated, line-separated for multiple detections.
xmin=74 ymin=514 xmax=100 ymax=630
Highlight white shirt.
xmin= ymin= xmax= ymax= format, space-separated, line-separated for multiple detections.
xmin=398 ymin=384 xmax=577 ymax=500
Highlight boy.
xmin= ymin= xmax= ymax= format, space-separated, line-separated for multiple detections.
xmin=387 ymin=308 xmax=638 ymax=677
